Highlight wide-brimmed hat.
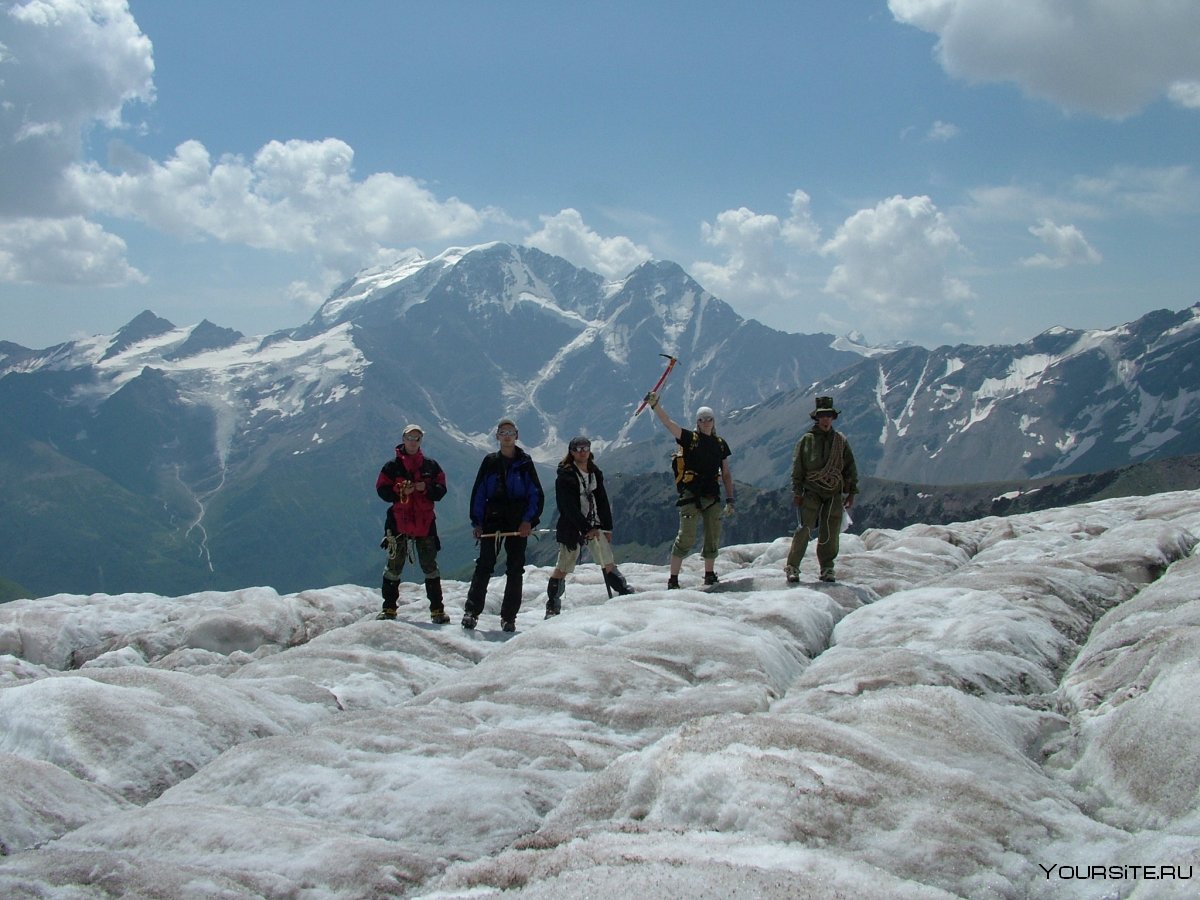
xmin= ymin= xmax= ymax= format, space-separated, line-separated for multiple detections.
xmin=810 ymin=396 xmax=839 ymax=420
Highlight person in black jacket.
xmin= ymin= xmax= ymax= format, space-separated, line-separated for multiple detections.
xmin=462 ymin=416 xmax=545 ymax=632
xmin=644 ymin=392 xmax=735 ymax=588
xmin=544 ymin=436 xmax=634 ymax=618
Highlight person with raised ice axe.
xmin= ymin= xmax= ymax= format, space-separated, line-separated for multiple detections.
xmin=643 ymin=391 xmax=735 ymax=589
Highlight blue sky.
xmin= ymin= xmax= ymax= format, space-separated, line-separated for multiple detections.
xmin=2 ymin=1 xmax=1198 ymax=349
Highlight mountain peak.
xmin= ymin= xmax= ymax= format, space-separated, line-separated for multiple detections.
xmin=101 ymin=310 xmax=176 ymax=361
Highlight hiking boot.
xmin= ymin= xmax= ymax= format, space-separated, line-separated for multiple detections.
xmin=604 ymin=568 xmax=634 ymax=596
xmin=461 ymin=613 xmax=477 ymax=630
xmin=819 ymin=570 xmax=836 ymax=583
xmin=703 ymin=571 xmax=719 ymax=586
xmin=667 ymin=575 xmax=680 ymax=590
xmin=784 ymin=565 xmax=800 ymax=584
xmin=430 ymin=608 xmax=451 ymax=625
xmin=545 ymin=577 xmax=563 ymax=617
xmin=376 ymin=609 xmax=397 ymax=620
xmin=501 ymin=619 xmax=516 ymax=633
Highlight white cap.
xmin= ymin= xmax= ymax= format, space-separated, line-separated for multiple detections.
xmin=696 ymin=406 xmax=715 ymax=421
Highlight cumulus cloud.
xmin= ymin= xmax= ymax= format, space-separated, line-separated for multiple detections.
xmin=0 ymin=216 xmax=145 ymax=285
xmin=689 ymin=192 xmax=972 ymax=344
xmin=689 ymin=191 xmax=822 ymax=323
xmin=63 ymin=138 xmax=510 ymax=275
xmin=1020 ymin=219 xmax=1102 ymax=269
xmin=522 ymin=208 xmax=652 ymax=278
xmin=0 ymin=0 xmax=154 ymax=217
xmin=889 ymin=0 xmax=1200 ymax=118
xmin=0 ymin=0 xmax=507 ymax=291
xmin=822 ymin=195 xmax=973 ymax=342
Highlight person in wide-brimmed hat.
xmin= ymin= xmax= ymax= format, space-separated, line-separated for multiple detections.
xmin=784 ymin=396 xmax=858 ymax=584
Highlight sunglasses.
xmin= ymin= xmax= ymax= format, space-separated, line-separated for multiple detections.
xmin=570 ymin=444 xmax=591 ymax=452
xmin=497 ymin=428 xmax=517 ymax=437
xmin=403 ymin=433 xmax=422 ymax=441
xmin=698 ymin=417 xmax=714 ymax=423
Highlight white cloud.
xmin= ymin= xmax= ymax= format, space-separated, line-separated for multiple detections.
xmin=0 ymin=2 xmax=508 ymax=289
xmin=0 ymin=0 xmax=154 ymax=216
xmin=1168 ymin=81 xmax=1200 ymax=109
xmin=927 ymin=120 xmax=960 ymax=141
xmin=522 ymin=208 xmax=652 ymax=278
xmin=889 ymin=0 xmax=1200 ymax=118
xmin=822 ymin=195 xmax=973 ymax=343
xmin=965 ymin=165 xmax=1200 ymax=228
xmin=0 ymin=215 xmax=145 ymax=285
xmin=64 ymin=138 xmax=510 ymax=273
xmin=963 ymin=184 xmax=1100 ymax=225
xmin=689 ymin=192 xmax=974 ymax=344
xmin=690 ymin=191 xmax=822 ymax=323
xmin=1070 ymin=165 xmax=1200 ymax=218
xmin=1020 ymin=219 xmax=1102 ymax=269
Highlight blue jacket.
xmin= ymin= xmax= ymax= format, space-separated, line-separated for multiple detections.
xmin=469 ymin=447 xmax=545 ymax=531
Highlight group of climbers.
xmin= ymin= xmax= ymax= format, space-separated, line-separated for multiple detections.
xmin=374 ymin=393 xmax=857 ymax=631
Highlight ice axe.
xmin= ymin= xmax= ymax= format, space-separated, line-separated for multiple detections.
xmin=633 ymin=353 xmax=678 ymax=416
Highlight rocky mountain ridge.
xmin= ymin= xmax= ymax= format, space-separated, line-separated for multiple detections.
xmin=3 ymin=242 xmax=1198 ymax=597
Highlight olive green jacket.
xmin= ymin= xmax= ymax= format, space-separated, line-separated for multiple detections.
xmin=791 ymin=425 xmax=859 ymax=500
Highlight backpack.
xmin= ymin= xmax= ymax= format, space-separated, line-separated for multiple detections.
xmin=670 ymin=432 xmax=700 ymax=494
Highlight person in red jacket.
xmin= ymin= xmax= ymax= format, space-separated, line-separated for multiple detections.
xmin=375 ymin=424 xmax=450 ymax=623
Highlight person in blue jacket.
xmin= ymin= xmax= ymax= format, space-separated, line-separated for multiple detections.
xmin=462 ymin=416 xmax=545 ymax=632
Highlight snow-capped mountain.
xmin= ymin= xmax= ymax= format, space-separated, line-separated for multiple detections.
xmin=4 ymin=241 xmax=1198 ymax=598
xmin=298 ymin=242 xmax=857 ymax=447
xmin=0 ymin=244 xmax=857 ymax=598
xmin=720 ymin=303 xmax=1200 ymax=487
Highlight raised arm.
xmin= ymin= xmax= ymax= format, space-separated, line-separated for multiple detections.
xmin=645 ymin=391 xmax=683 ymax=440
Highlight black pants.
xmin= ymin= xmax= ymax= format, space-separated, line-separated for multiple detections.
xmin=465 ymin=535 xmax=527 ymax=620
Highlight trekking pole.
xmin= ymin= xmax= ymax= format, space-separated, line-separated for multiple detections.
xmin=477 ymin=528 xmax=554 ymax=539
xmin=633 ymin=353 xmax=679 ymax=416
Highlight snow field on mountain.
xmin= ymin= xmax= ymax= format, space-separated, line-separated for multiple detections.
xmin=1 ymin=490 xmax=1198 ymax=897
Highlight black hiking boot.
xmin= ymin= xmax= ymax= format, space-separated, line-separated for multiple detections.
xmin=704 ymin=571 xmax=719 ymax=586
xmin=461 ymin=613 xmax=478 ymax=630
xmin=604 ymin=569 xmax=634 ymax=596
xmin=545 ymin=576 xmax=563 ymax=618
xmin=430 ymin=608 xmax=451 ymax=624
xmin=501 ymin=619 xmax=516 ymax=633
xmin=667 ymin=575 xmax=680 ymax=590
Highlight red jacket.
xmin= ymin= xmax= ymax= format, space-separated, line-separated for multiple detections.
xmin=376 ymin=446 xmax=447 ymax=538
